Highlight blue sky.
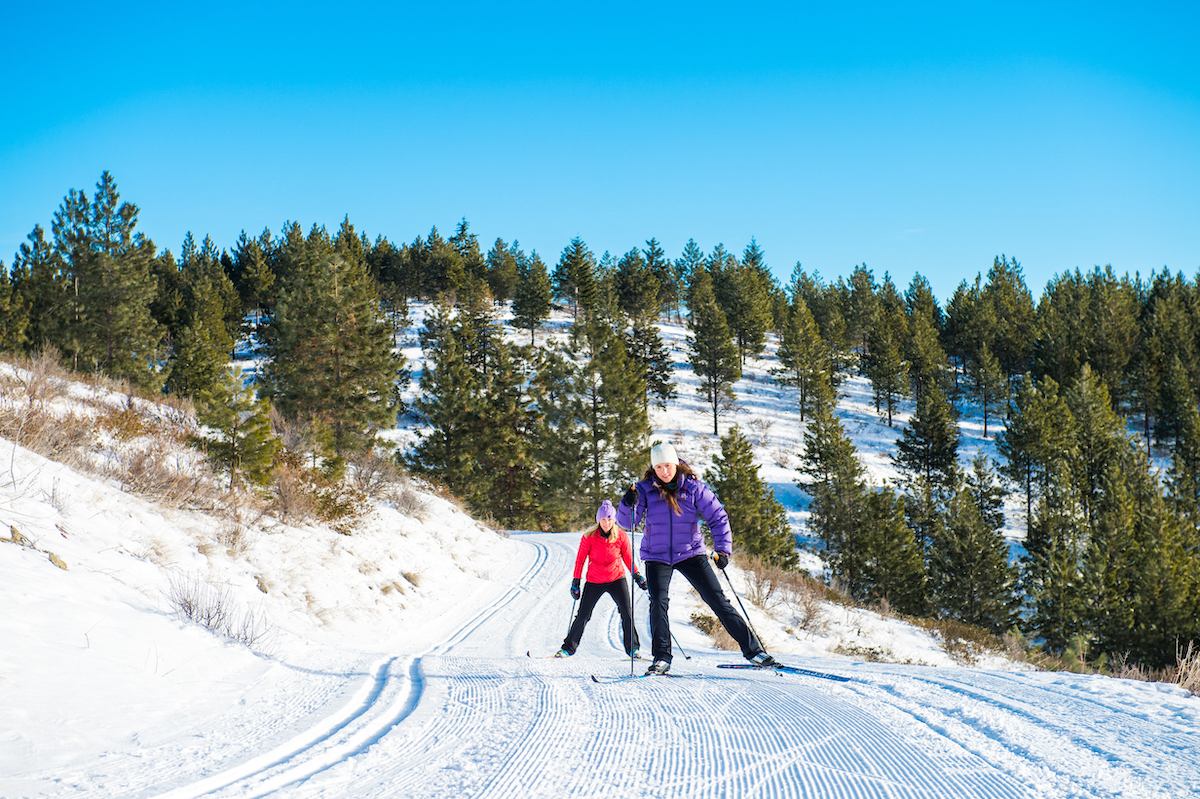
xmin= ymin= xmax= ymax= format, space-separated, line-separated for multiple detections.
xmin=2 ymin=2 xmax=1197 ymax=304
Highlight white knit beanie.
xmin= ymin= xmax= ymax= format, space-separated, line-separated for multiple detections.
xmin=650 ymin=442 xmax=679 ymax=467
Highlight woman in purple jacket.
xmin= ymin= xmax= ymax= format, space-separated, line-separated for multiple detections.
xmin=616 ymin=442 xmax=777 ymax=675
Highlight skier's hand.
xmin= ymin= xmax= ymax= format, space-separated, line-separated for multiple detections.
xmin=570 ymin=578 xmax=581 ymax=600
xmin=621 ymin=484 xmax=638 ymax=508
xmin=633 ymin=571 xmax=647 ymax=591
xmin=711 ymin=552 xmax=729 ymax=570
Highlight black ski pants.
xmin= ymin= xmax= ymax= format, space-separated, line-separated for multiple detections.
xmin=562 ymin=577 xmax=640 ymax=655
xmin=644 ymin=555 xmax=762 ymax=663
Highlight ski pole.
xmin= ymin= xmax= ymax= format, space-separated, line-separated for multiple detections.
xmin=629 ymin=567 xmax=637 ymax=677
xmin=717 ymin=558 xmax=764 ymax=650
xmin=671 ymin=629 xmax=691 ymax=660
xmin=566 ymin=596 xmax=577 ymax=640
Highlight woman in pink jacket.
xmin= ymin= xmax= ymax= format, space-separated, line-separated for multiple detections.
xmin=557 ymin=500 xmax=647 ymax=657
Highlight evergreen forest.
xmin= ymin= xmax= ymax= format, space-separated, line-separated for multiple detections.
xmin=4 ymin=172 xmax=1200 ymax=669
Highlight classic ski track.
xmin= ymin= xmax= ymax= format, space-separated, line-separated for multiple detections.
xmin=224 ymin=533 xmax=1195 ymax=799
xmin=847 ymin=667 xmax=1200 ymax=797
xmin=140 ymin=541 xmax=557 ymax=798
xmin=34 ymin=531 xmax=1200 ymax=798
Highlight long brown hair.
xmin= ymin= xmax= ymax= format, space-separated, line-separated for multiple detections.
xmin=585 ymin=520 xmax=627 ymax=538
xmin=642 ymin=461 xmax=696 ymax=515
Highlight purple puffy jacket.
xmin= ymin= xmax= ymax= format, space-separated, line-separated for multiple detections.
xmin=616 ymin=471 xmax=732 ymax=565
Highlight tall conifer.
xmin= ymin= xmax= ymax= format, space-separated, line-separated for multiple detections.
xmin=265 ymin=253 xmax=400 ymax=467
xmin=687 ymin=268 xmax=741 ymax=435
xmin=707 ymin=426 xmax=797 ymax=568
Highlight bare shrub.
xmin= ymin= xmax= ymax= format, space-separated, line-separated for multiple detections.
xmin=389 ymin=474 xmax=430 ymax=520
xmin=1176 ymin=641 xmax=1200 ymax=696
xmin=42 ymin=478 xmax=73 ymax=514
xmin=0 ymin=403 xmax=94 ymax=463
xmin=117 ymin=444 xmax=211 ymax=508
xmin=902 ymin=617 xmax=1009 ymax=667
xmin=741 ymin=557 xmax=830 ymax=636
xmin=268 ymin=463 xmax=367 ymax=533
xmin=690 ymin=612 xmax=739 ymax=651
xmin=269 ymin=409 xmax=317 ymax=460
xmin=402 ymin=571 xmax=422 ymax=588
xmin=218 ymin=518 xmax=249 ymax=555
xmin=96 ymin=403 xmax=151 ymax=442
xmin=348 ymin=447 xmax=403 ymax=499
xmin=742 ymin=556 xmax=786 ymax=610
xmin=271 ymin=464 xmax=318 ymax=522
xmin=17 ymin=346 xmax=68 ymax=407
xmin=744 ymin=417 xmax=773 ymax=449
xmin=1110 ymin=652 xmax=1171 ymax=683
xmin=167 ymin=574 xmax=274 ymax=651
xmin=781 ymin=575 xmax=830 ymax=636
xmin=832 ymin=643 xmax=918 ymax=664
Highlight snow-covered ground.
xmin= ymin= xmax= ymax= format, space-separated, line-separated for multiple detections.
xmin=2 ymin=306 xmax=1198 ymax=798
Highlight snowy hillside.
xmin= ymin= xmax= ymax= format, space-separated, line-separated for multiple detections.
xmin=2 ymin=310 xmax=1199 ymax=798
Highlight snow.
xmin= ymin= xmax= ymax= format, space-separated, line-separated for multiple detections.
xmin=2 ymin=307 xmax=1199 ymax=798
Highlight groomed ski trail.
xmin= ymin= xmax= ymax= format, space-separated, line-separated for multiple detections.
xmin=21 ymin=531 xmax=1200 ymax=799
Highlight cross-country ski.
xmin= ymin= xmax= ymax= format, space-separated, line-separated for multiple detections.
xmin=717 ymin=663 xmax=852 ymax=682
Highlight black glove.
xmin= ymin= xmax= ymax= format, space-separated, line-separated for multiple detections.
xmin=621 ymin=484 xmax=638 ymax=508
xmin=633 ymin=571 xmax=647 ymax=591
xmin=711 ymin=552 xmax=729 ymax=570
xmin=570 ymin=578 xmax=581 ymax=600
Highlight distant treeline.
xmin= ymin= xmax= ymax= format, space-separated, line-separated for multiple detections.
xmin=4 ymin=172 xmax=1198 ymax=668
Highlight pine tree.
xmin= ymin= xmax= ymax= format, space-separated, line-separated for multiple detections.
xmin=1022 ymin=458 xmax=1087 ymax=653
xmin=845 ymin=264 xmax=879 ymax=368
xmin=643 ymin=238 xmax=679 ymax=320
xmin=797 ymin=387 xmax=867 ymax=588
xmin=997 ymin=375 xmax=1077 ymax=530
xmin=860 ymin=488 xmax=927 ymax=615
xmin=1168 ymin=390 xmax=1200 ymax=519
xmin=672 ymin=239 xmax=706 ymax=321
xmin=464 ymin=339 xmax=543 ymax=527
xmin=456 ymin=218 xmax=487 ymax=281
xmin=512 ymin=250 xmax=553 ymax=345
xmin=725 ymin=243 xmax=773 ymax=362
xmin=164 ymin=234 xmax=240 ymax=399
xmin=532 ymin=346 xmax=589 ymax=525
xmin=687 ymin=268 xmax=741 ymax=435
xmin=194 ymin=366 xmax=281 ymax=489
xmin=905 ymin=311 xmax=948 ymax=404
xmin=707 ymin=426 xmax=797 ymax=568
xmin=969 ymin=341 xmax=1005 ymax=438
xmin=573 ymin=318 xmax=649 ymax=505
xmin=863 ymin=303 xmax=908 ymax=426
xmin=929 ymin=457 xmax=1019 ymax=631
xmin=554 ymin=238 xmax=598 ymax=320
xmin=1155 ymin=354 xmax=1192 ymax=448
xmin=942 ymin=279 xmax=980 ymax=395
xmin=628 ymin=319 xmax=676 ymax=411
xmin=0 ymin=261 xmax=29 ymax=353
xmin=894 ymin=384 xmax=960 ymax=492
xmin=37 ymin=173 xmax=165 ymax=388
xmin=904 ymin=273 xmax=942 ymax=331
xmin=231 ymin=227 xmax=276 ymax=329
xmin=982 ymin=255 xmax=1036 ymax=389
xmin=614 ymin=247 xmax=660 ymax=324
xmin=405 ymin=298 xmax=484 ymax=495
xmin=485 ymin=237 xmax=521 ymax=305
xmin=773 ymin=295 xmax=824 ymax=421
xmin=264 ymin=253 xmax=400 ymax=468
xmin=1065 ymin=364 xmax=1130 ymax=531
